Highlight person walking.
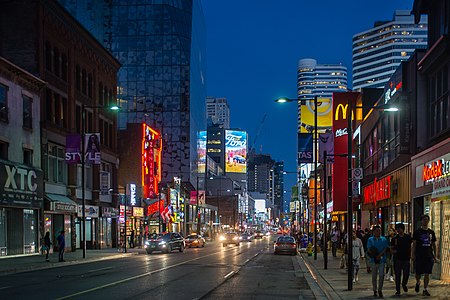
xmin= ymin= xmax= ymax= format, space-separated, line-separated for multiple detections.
xmin=391 ymin=222 xmax=412 ymax=296
xmin=362 ymin=228 xmax=372 ymax=273
xmin=385 ymin=228 xmax=395 ymax=282
xmin=367 ymin=225 xmax=389 ymax=298
xmin=56 ymin=231 xmax=65 ymax=262
xmin=43 ymin=232 xmax=52 ymax=262
xmin=330 ymin=227 xmax=340 ymax=257
xmin=130 ymin=230 xmax=135 ymax=248
xmin=412 ymin=214 xmax=437 ymax=297
xmin=351 ymin=230 xmax=365 ymax=282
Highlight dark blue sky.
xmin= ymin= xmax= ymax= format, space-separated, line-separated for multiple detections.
xmin=202 ymin=0 xmax=414 ymax=192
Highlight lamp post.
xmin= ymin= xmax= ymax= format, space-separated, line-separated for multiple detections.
xmin=276 ymin=96 xmax=318 ymax=260
xmin=80 ymin=104 xmax=119 ymax=258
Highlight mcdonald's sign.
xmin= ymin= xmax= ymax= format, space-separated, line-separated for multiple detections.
xmin=334 ymin=103 xmax=349 ymax=121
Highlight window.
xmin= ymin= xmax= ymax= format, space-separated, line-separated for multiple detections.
xmin=0 ymin=84 xmax=8 ymax=122
xmin=53 ymin=47 xmax=60 ymax=77
xmin=23 ymin=95 xmax=32 ymax=129
xmin=430 ymin=65 xmax=450 ymax=137
xmin=61 ymin=54 xmax=67 ymax=82
xmin=76 ymin=65 xmax=81 ymax=91
xmin=23 ymin=148 xmax=33 ymax=165
xmin=0 ymin=140 xmax=8 ymax=160
xmin=45 ymin=41 xmax=52 ymax=71
xmin=44 ymin=143 xmax=67 ymax=184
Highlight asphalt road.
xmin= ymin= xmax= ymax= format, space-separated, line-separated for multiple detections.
xmin=0 ymin=236 xmax=314 ymax=300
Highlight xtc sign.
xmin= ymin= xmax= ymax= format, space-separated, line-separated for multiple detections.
xmin=0 ymin=161 xmax=43 ymax=207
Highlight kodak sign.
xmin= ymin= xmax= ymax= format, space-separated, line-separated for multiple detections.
xmin=423 ymin=158 xmax=450 ymax=182
xmin=363 ymin=176 xmax=392 ymax=205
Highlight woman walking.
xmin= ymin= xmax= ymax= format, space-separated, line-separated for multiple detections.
xmin=43 ymin=232 xmax=51 ymax=262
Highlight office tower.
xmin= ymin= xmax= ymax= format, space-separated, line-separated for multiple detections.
xmin=248 ymin=154 xmax=275 ymax=193
xmin=352 ymin=10 xmax=427 ymax=90
xmin=206 ymin=97 xmax=231 ymax=128
xmin=60 ymin=0 xmax=207 ymax=186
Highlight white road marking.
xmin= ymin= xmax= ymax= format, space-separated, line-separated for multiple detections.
xmin=86 ymin=267 xmax=113 ymax=273
xmin=224 ymin=271 xmax=235 ymax=279
xmin=0 ymin=286 xmax=12 ymax=291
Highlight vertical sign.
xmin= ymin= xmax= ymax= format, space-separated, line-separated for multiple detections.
xmin=65 ymin=134 xmax=81 ymax=164
xmin=225 ymin=130 xmax=247 ymax=173
xmin=197 ymin=131 xmax=206 ymax=173
xmin=85 ymin=133 xmax=101 ymax=164
xmin=142 ymin=123 xmax=162 ymax=199
xmin=298 ymin=133 xmax=313 ymax=163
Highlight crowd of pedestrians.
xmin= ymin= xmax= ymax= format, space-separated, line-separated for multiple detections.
xmin=311 ymin=214 xmax=438 ymax=298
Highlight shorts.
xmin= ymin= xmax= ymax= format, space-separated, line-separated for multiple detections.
xmin=415 ymin=258 xmax=434 ymax=275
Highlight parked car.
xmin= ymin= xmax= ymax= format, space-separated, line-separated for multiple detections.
xmin=219 ymin=232 xmax=241 ymax=247
xmin=274 ymin=236 xmax=297 ymax=255
xmin=145 ymin=232 xmax=185 ymax=254
xmin=240 ymin=233 xmax=253 ymax=242
xmin=185 ymin=234 xmax=206 ymax=248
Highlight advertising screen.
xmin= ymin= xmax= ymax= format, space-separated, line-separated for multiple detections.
xmin=300 ymin=97 xmax=333 ymax=133
xmin=197 ymin=131 xmax=206 ymax=173
xmin=225 ymin=130 xmax=247 ymax=173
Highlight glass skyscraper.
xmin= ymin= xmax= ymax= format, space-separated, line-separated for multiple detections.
xmin=60 ymin=0 xmax=206 ymax=185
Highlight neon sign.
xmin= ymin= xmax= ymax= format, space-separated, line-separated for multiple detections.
xmin=363 ymin=176 xmax=392 ymax=205
xmin=423 ymin=158 xmax=450 ymax=182
xmin=142 ymin=123 xmax=162 ymax=199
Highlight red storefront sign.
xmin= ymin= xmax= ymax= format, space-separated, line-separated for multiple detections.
xmin=423 ymin=159 xmax=444 ymax=182
xmin=363 ymin=176 xmax=392 ymax=205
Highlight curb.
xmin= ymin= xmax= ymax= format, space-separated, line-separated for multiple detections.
xmin=0 ymin=252 xmax=139 ymax=276
xmin=295 ymin=252 xmax=331 ymax=300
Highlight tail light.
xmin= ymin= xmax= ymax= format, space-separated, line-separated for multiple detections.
xmin=275 ymin=243 xmax=280 ymax=247
xmin=290 ymin=243 xmax=296 ymax=248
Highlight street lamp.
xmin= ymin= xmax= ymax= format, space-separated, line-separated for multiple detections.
xmin=276 ymin=96 xmax=319 ymax=260
xmin=80 ymin=104 xmax=118 ymax=258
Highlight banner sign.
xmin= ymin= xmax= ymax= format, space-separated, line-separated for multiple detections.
xmin=65 ymin=134 xmax=81 ymax=164
xmin=298 ymin=133 xmax=313 ymax=163
xmin=77 ymin=205 xmax=99 ymax=218
xmin=85 ymin=133 xmax=101 ymax=164
xmin=363 ymin=176 xmax=392 ymax=205
xmin=319 ymin=132 xmax=334 ymax=163
xmin=197 ymin=131 xmax=206 ymax=173
xmin=300 ymin=98 xmax=333 ymax=133
xmin=142 ymin=123 xmax=162 ymax=199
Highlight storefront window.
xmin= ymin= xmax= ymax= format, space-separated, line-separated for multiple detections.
xmin=64 ymin=215 xmax=71 ymax=248
xmin=23 ymin=209 xmax=37 ymax=254
xmin=441 ymin=200 xmax=450 ymax=280
xmin=0 ymin=209 xmax=6 ymax=256
xmin=44 ymin=214 xmax=52 ymax=236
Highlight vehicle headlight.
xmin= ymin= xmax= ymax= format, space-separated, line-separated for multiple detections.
xmin=145 ymin=241 xmax=150 ymax=246
xmin=219 ymin=236 xmax=226 ymax=241
xmin=158 ymin=241 xmax=166 ymax=245
xmin=233 ymin=237 xmax=238 ymax=240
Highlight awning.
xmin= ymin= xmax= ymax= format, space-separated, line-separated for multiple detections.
xmin=45 ymin=193 xmax=77 ymax=213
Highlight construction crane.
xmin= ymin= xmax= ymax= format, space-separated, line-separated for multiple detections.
xmin=249 ymin=113 xmax=267 ymax=155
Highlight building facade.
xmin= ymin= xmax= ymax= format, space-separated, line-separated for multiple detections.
xmin=60 ymin=0 xmax=207 ymax=188
xmin=0 ymin=57 xmax=45 ymax=256
xmin=0 ymin=0 xmax=121 ymax=251
xmin=206 ymin=97 xmax=231 ymax=129
xmin=410 ymin=0 xmax=450 ymax=282
xmin=352 ymin=10 xmax=427 ymax=90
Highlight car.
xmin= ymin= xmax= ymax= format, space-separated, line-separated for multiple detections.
xmin=185 ymin=234 xmax=206 ymax=248
xmin=240 ymin=233 xmax=253 ymax=242
xmin=274 ymin=236 xmax=297 ymax=255
xmin=219 ymin=232 xmax=241 ymax=247
xmin=233 ymin=155 xmax=245 ymax=164
xmin=254 ymin=231 xmax=264 ymax=239
xmin=145 ymin=232 xmax=185 ymax=254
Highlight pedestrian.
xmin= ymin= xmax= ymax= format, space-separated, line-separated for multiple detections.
xmin=367 ymin=225 xmax=389 ymax=298
xmin=330 ymin=227 xmax=340 ymax=257
xmin=351 ymin=230 xmax=365 ymax=283
xmin=56 ymin=231 xmax=65 ymax=262
xmin=385 ymin=228 xmax=395 ymax=282
xmin=43 ymin=231 xmax=52 ymax=262
xmin=130 ymin=230 xmax=135 ymax=248
xmin=412 ymin=214 xmax=437 ymax=297
xmin=391 ymin=222 xmax=412 ymax=296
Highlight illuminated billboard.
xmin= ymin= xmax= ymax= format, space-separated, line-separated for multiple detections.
xmin=300 ymin=97 xmax=333 ymax=133
xmin=225 ymin=130 xmax=247 ymax=173
xmin=197 ymin=131 xmax=206 ymax=173
xmin=142 ymin=123 xmax=162 ymax=199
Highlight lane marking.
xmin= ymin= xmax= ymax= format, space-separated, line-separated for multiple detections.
xmin=55 ymin=248 xmax=243 ymax=300
xmin=0 ymin=286 xmax=12 ymax=291
xmin=224 ymin=271 xmax=234 ymax=279
xmin=86 ymin=267 xmax=113 ymax=273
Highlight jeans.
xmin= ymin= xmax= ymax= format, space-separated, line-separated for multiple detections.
xmin=331 ymin=241 xmax=338 ymax=257
xmin=353 ymin=259 xmax=360 ymax=279
xmin=371 ymin=262 xmax=385 ymax=292
xmin=394 ymin=259 xmax=410 ymax=292
xmin=58 ymin=248 xmax=65 ymax=262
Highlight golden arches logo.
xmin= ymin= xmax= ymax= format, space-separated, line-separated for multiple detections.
xmin=334 ymin=104 xmax=348 ymax=121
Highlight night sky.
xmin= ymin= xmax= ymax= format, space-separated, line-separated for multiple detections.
xmin=202 ymin=0 xmax=414 ymax=195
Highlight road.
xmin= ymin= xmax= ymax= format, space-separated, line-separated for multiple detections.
xmin=0 ymin=236 xmax=315 ymax=300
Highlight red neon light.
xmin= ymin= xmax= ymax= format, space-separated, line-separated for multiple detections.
xmin=363 ymin=176 xmax=392 ymax=205
xmin=142 ymin=123 xmax=162 ymax=199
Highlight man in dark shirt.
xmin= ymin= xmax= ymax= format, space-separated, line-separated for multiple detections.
xmin=412 ymin=215 xmax=437 ymax=297
xmin=56 ymin=230 xmax=66 ymax=262
xmin=390 ymin=222 xmax=412 ymax=296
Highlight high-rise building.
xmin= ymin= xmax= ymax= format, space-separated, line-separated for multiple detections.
xmin=206 ymin=97 xmax=230 ymax=128
xmin=352 ymin=10 xmax=427 ymax=90
xmin=60 ymin=0 xmax=207 ymax=186
xmin=248 ymin=154 xmax=274 ymax=194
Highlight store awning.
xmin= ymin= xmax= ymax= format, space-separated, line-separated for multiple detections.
xmin=45 ymin=193 xmax=77 ymax=204
xmin=45 ymin=193 xmax=77 ymax=213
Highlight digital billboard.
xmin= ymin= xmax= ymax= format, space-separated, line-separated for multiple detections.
xmin=197 ymin=131 xmax=206 ymax=173
xmin=225 ymin=130 xmax=247 ymax=173
xmin=300 ymin=97 xmax=333 ymax=133
xmin=142 ymin=123 xmax=162 ymax=199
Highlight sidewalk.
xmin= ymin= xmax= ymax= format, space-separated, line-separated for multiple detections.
xmin=0 ymin=247 xmax=143 ymax=276
xmin=300 ymin=250 xmax=450 ymax=299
